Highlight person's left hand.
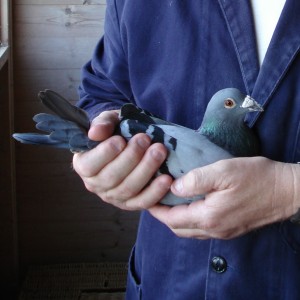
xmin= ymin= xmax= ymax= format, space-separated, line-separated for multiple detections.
xmin=149 ymin=156 xmax=300 ymax=239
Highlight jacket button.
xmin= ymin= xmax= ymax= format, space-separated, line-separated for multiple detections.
xmin=211 ymin=256 xmax=227 ymax=273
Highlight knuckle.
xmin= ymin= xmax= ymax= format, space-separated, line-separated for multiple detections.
xmin=125 ymin=199 xmax=146 ymax=211
xmin=101 ymin=190 xmax=119 ymax=205
xmin=167 ymin=218 xmax=181 ymax=231
xmin=185 ymin=169 xmax=203 ymax=191
xmin=73 ymin=156 xmax=93 ymax=178
xmin=98 ymin=169 xmax=119 ymax=188
xmin=84 ymin=182 xmax=95 ymax=193
xmin=106 ymin=136 xmax=126 ymax=153
xmin=118 ymin=184 xmax=137 ymax=200
xmin=201 ymin=217 xmax=219 ymax=231
xmin=72 ymin=154 xmax=84 ymax=174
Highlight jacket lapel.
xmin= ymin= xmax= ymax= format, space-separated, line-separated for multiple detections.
xmin=218 ymin=0 xmax=259 ymax=95
xmin=218 ymin=0 xmax=300 ymax=126
xmin=250 ymin=0 xmax=300 ymax=124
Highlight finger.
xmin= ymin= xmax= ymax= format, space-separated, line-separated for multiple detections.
xmin=96 ymin=134 xmax=153 ymax=191
xmin=170 ymin=228 xmax=211 ymax=240
xmin=149 ymin=201 xmax=245 ymax=239
xmin=149 ymin=203 xmax=191 ymax=226
xmin=88 ymin=110 xmax=120 ymax=141
xmin=148 ymin=205 xmax=207 ymax=238
xmin=149 ymin=201 xmax=209 ymax=229
xmin=148 ymin=205 xmax=211 ymax=240
xmin=171 ymin=161 xmax=226 ymax=198
xmin=73 ymin=135 xmax=126 ymax=177
xmin=124 ymin=175 xmax=173 ymax=210
xmin=107 ymin=143 xmax=168 ymax=203
xmin=148 ymin=205 xmax=211 ymax=239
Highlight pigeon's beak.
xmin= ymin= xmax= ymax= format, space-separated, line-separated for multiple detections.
xmin=241 ymin=95 xmax=264 ymax=112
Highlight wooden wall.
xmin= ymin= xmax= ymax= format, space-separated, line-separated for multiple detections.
xmin=13 ymin=0 xmax=139 ymax=279
xmin=0 ymin=61 xmax=18 ymax=294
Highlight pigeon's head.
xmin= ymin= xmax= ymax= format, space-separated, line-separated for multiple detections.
xmin=203 ymin=88 xmax=263 ymax=124
xmin=200 ymin=88 xmax=263 ymax=156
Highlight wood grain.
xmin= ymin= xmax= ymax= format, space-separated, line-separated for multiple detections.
xmin=13 ymin=1 xmax=139 ymax=279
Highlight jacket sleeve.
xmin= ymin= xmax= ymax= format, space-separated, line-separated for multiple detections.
xmin=77 ymin=0 xmax=132 ymax=121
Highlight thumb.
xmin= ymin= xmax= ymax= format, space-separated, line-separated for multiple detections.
xmin=88 ymin=110 xmax=120 ymax=141
xmin=171 ymin=164 xmax=220 ymax=198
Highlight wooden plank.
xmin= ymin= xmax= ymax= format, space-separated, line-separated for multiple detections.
xmin=14 ymin=69 xmax=82 ymax=102
xmin=14 ymin=4 xmax=105 ymax=38
xmin=15 ymin=5 xmax=105 ymax=70
xmin=15 ymin=0 xmax=106 ymax=5
xmin=14 ymin=37 xmax=98 ymax=70
xmin=0 ymin=1 xmax=18 ymax=291
xmin=13 ymin=0 xmax=139 ymax=277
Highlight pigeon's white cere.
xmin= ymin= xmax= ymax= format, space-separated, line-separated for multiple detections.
xmin=241 ymin=96 xmax=264 ymax=112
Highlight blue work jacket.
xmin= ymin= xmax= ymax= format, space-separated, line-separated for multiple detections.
xmin=78 ymin=0 xmax=300 ymax=299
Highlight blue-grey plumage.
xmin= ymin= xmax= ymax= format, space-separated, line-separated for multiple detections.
xmin=119 ymin=88 xmax=263 ymax=205
xmin=13 ymin=90 xmax=99 ymax=152
xmin=12 ymin=88 xmax=263 ymax=206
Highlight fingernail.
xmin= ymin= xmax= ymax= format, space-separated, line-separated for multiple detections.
xmin=150 ymin=149 xmax=165 ymax=161
xmin=172 ymin=179 xmax=184 ymax=194
xmin=92 ymin=121 xmax=110 ymax=128
xmin=137 ymin=137 xmax=150 ymax=149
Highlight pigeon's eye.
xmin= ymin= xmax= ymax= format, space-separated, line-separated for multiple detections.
xmin=224 ymin=98 xmax=236 ymax=109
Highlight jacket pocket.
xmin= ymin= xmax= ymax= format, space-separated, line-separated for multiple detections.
xmin=126 ymin=246 xmax=142 ymax=300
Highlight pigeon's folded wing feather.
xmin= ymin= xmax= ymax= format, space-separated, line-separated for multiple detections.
xmin=120 ymin=120 xmax=233 ymax=178
xmin=120 ymin=103 xmax=173 ymax=126
xmin=39 ymin=90 xmax=90 ymax=131
xmin=34 ymin=113 xmax=82 ymax=132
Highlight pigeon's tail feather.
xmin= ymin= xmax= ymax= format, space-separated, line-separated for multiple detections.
xmin=12 ymin=133 xmax=71 ymax=149
xmin=38 ymin=90 xmax=90 ymax=131
xmin=13 ymin=130 xmax=99 ymax=152
xmin=13 ymin=110 xmax=99 ymax=152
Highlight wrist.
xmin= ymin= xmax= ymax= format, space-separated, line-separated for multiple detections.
xmin=289 ymin=163 xmax=300 ymax=224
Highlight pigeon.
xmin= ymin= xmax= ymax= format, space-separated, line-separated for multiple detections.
xmin=13 ymin=88 xmax=263 ymax=206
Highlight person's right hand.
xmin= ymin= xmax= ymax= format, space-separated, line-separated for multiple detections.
xmin=73 ymin=110 xmax=173 ymax=210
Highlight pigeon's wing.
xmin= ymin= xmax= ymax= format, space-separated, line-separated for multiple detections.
xmin=120 ymin=103 xmax=172 ymax=126
xmin=120 ymin=120 xmax=233 ymax=178
xmin=120 ymin=119 xmax=234 ymax=206
xmin=157 ymin=124 xmax=234 ymax=176
xmin=38 ymin=90 xmax=90 ymax=131
xmin=13 ymin=113 xmax=99 ymax=152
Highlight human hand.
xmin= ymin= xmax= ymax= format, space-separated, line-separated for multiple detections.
xmin=149 ymin=157 xmax=300 ymax=239
xmin=73 ymin=110 xmax=173 ymax=210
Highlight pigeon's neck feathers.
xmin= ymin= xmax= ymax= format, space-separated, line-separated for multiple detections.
xmin=199 ymin=118 xmax=260 ymax=157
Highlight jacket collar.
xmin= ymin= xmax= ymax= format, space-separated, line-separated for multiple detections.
xmin=218 ymin=0 xmax=300 ymax=125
